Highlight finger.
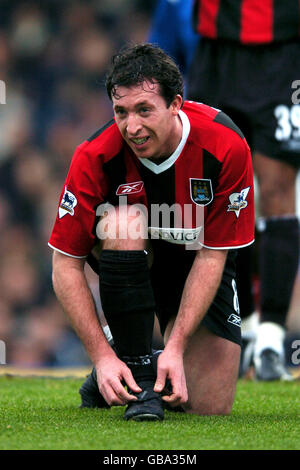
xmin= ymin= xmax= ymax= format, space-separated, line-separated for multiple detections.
xmin=153 ymin=368 xmax=167 ymax=393
xmin=162 ymin=392 xmax=181 ymax=404
xmin=101 ymin=385 xmax=126 ymax=406
xmin=122 ymin=368 xmax=142 ymax=394
xmin=110 ymin=396 xmax=126 ymax=406
xmin=162 ymin=373 xmax=185 ymax=404
xmin=163 ymin=397 xmax=184 ymax=410
xmin=161 ymin=388 xmax=180 ymax=402
xmin=113 ymin=381 xmax=139 ymax=403
xmin=181 ymin=377 xmax=188 ymax=403
xmin=178 ymin=372 xmax=188 ymax=404
xmin=162 ymin=386 xmax=187 ymax=407
xmin=161 ymin=394 xmax=183 ymax=408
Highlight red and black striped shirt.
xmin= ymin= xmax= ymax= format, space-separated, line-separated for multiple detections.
xmin=194 ymin=0 xmax=300 ymax=44
xmin=48 ymin=101 xmax=254 ymax=258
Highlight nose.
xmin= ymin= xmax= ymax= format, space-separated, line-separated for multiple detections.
xmin=126 ymin=113 xmax=142 ymax=136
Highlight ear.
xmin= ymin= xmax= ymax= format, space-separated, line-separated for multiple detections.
xmin=171 ymin=94 xmax=183 ymax=115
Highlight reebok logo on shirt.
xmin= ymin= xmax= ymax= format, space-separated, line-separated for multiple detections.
xmin=116 ymin=181 xmax=144 ymax=195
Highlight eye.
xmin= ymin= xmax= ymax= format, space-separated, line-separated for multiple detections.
xmin=115 ymin=108 xmax=126 ymax=118
xmin=140 ymin=107 xmax=150 ymax=115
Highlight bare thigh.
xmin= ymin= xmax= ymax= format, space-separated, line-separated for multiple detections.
xmin=253 ymin=151 xmax=297 ymax=216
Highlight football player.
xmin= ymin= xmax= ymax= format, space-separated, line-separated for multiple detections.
xmin=49 ymin=44 xmax=254 ymax=421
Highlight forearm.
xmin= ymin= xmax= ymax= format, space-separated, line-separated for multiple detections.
xmin=166 ymin=248 xmax=228 ymax=353
xmin=52 ymin=252 xmax=113 ymax=364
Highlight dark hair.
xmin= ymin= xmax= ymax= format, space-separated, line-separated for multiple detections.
xmin=105 ymin=43 xmax=184 ymax=107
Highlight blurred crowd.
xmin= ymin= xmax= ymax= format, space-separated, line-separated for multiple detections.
xmin=0 ymin=0 xmax=157 ymax=367
xmin=1 ymin=0 xmax=299 ymax=369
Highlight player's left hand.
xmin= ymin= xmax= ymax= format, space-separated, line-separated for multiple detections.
xmin=153 ymin=348 xmax=188 ymax=408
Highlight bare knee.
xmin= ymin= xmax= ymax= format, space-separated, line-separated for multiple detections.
xmin=180 ymin=327 xmax=239 ymax=418
xmin=96 ymin=204 xmax=147 ymax=250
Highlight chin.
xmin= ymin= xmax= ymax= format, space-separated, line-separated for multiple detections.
xmin=132 ymin=149 xmax=153 ymax=159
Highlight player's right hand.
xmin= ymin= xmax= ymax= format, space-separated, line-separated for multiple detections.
xmin=95 ymin=355 xmax=142 ymax=406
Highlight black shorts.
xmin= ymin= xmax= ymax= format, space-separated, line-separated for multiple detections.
xmin=149 ymin=240 xmax=242 ymax=347
xmin=188 ymin=38 xmax=300 ymax=168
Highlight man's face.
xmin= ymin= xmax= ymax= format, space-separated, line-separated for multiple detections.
xmin=112 ymin=81 xmax=182 ymax=160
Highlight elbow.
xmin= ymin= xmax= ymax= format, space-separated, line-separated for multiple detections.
xmin=51 ymin=250 xmax=85 ymax=293
xmin=51 ymin=250 xmax=67 ymax=293
xmin=52 ymin=266 xmax=58 ymax=290
xmin=51 ymin=255 xmax=61 ymax=295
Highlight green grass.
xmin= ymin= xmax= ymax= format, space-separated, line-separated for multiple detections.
xmin=0 ymin=375 xmax=299 ymax=450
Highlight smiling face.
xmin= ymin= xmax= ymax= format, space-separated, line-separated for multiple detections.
xmin=112 ymin=81 xmax=183 ymax=160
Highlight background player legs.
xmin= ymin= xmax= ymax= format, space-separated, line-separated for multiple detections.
xmin=253 ymin=152 xmax=300 ymax=380
xmin=236 ymin=244 xmax=259 ymax=376
xmin=164 ymin=320 xmax=240 ymax=415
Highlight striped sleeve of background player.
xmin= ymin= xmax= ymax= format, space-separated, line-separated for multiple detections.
xmin=48 ymin=141 xmax=107 ymax=258
xmin=203 ymin=136 xmax=255 ymax=249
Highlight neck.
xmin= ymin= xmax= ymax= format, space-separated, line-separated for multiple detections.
xmin=151 ymin=113 xmax=183 ymax=163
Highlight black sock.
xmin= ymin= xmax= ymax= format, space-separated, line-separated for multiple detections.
xmin=99 ymin=249 xmax=156 ymax=382
xmin=258 ymin=216 xmax=299 ymax=326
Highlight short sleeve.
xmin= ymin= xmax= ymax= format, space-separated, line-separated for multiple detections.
xmin=48 ymin=142 xmax=107 ymax=257
xmin=203 ymin=137 xmax=255 ymax=249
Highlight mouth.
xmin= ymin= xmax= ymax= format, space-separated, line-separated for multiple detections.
xmin=130 ymin=136 xmax=149 ymax=147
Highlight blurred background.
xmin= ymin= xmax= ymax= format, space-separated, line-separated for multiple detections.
xmin=0 ymin=0 xmax=299 ymax=369
xmin=0 ymin=0 xmax=158 ymax=368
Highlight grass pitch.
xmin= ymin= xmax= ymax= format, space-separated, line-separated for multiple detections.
xmin=0 ymin=375 xmax=299 ymax=450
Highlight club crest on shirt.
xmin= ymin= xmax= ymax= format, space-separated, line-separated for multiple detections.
xmin=190 ymin=178 xmax=213 ymax=206
xmin=227 ymin=187 xmax=250 ymax=218
xmin=59 ymin=186 xmax=77 ymax=219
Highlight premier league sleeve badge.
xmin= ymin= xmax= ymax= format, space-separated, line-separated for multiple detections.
xmin=227 ymin=187 xmax=250 ymax=218
xmin=59 ymin=186 xmax=78 ymax=219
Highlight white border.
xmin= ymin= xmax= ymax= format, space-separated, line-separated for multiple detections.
xmin=138 ymin=110 xmax=190 ymax=174
xmin=48 ymin=243 xmax=87 ymax=259
xmin=201 ymin=239 xmax=255 ymax=250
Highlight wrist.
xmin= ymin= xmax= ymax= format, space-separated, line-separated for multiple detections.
xmin=91 ymin=337 xmax=116 ymax=365
xmin=164 ymin=336 xmax=186 ymax=356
